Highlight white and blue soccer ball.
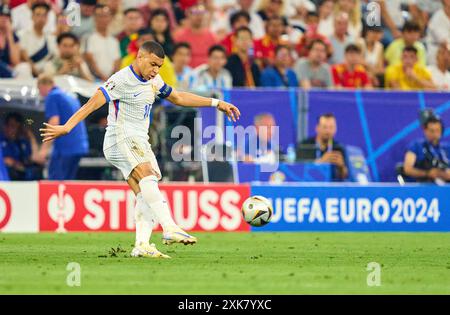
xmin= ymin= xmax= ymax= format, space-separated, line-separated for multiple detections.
xmin=241 ymin=196 xmax=273 ymax=227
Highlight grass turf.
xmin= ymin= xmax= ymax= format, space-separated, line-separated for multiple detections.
xmin=1 ymin=232 xmax=450 ymax=294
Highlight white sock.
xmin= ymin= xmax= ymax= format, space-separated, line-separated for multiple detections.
xmin=138 ymin=175 xmax=177 ymax=232
xmin=134 ymin=192 xmax=156 ymax=246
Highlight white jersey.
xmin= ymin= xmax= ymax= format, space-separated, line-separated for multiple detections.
xmin=99 ymin=65 xmax=172 ymax=149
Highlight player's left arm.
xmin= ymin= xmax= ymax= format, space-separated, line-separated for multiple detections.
xmin=166 ymin=88 xmax=241 ymax=122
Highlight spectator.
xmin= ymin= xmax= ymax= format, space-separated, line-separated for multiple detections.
xmin=173 ymin=4 xmax=217 ymax=68
xmin=172 ymin=42 xmax=193 ymax=90
xmin=220 ymin=10 xmax=250 ymax=55
xmin=120 ymin=28 xmax=176 ymax=87
xmin=332 ymin=44 xmax=372 ymax=89
xmin=0 ymin=5 xmax=25 ymax=78
xmin=139 ymin=0 xmax=177 ymax=30
xmin=375 ymin=0 xmax=413 ymax=46
xmin=254 ymin=15 xmax=287 ymax=68
xmin=261 ymin=45 xmax=298 ymax=87
xmin=71 ymin=0 xmax=97 ymax=39
xmin=257 ymin=0 xmax=288 ymax=25
xmin=37 ymin=74 xmax=89 ymax=180
xmin=107 ymin=0 xmax=125 ymax=37
xmin=428 ymin=43 xmax=450 ymax=91
xmin=0 ymin=112 xmax=43 ymax=180
xmin=334 ymin=0 xmax=362 ymax=40
xmin=286 ymin=0 xmax=316 ymax=35
xmin=328 ymin=12 xmax=354 ymax=65
xmin=298 ymin=113 xmax=348 ymax=181
xmin=385 ymin=46 xmax=435 ymax=90
xmin=55 ymin=12 xmax=71 ymax=37
xmin=357 ymin=25 xmax=384 ymax=87
xmin=317 ymin=0 xmax=335 ymax=38
xmin=11 ymin=0 xmax=56 ymax=34
xmin=426 ymin=0 xmax=450 ymax=65
xmin=0 ymin=142 xmax=9 ymax=181
xmin=385 ymin=21 xmax=427 ymax=67
xmin=408 ymin=0 xmax=442 ymax=33
xmin=294 ymin=38 xmax=333 ymax=89
xmin=83 ymin=4 xmax=120 ymax=81
xmin=17 ymin=2 xmax=57 ymax=77
xmin=189 ymin=45 xmax=232 ymax=92
xmin=225 ymin=26 xmax=261 ymax=87
xmin=149 ymin=8 xmax=174 ymax=58
xmin=295 ymin=11 xmax=332 ymax=59
xmin=235 ymin=0 xmax=265 ymax=39
xmin=403 ymin=114 xmax=450 ymax=183
xmin=117 ymin=8 xmax=144 ymax=59
xmin=44 ymin=32 xmax=94 ymax=81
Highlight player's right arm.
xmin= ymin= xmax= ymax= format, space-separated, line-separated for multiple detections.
xmin=40 ymin=89 xmax=107 ymax=142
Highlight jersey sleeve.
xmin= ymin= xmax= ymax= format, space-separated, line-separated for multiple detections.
xmin=154 ymin=74 xmax=173 ymax=99
xmin=99 ymin=73 xmax=125 ymax=103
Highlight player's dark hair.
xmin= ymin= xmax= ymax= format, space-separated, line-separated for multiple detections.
xmin=31 ymin=2 xmax=50 ymax=13
xmin=345 ymin=44 xmax=361 ymax=54
xmin=140 ymin=40 xmax=165 ymax=58
xmin=235 ymin=26 xmax=253 ymax=37
xmin=230 ymin=10 xmax=250 ymax=27
xmin=402 ymin=21 xmax=421 ymax=33
xmin=4 ymin=112 xmax=24 ymax=124
xmin=173 ymin=42 xmax=191 ymax=55
xmin=317 ymin=113 xmax=336 ymax=123
xmin=208 ymin=45 xmax=227 ymax=57
xmin=403 ymin=45 xmax=418 ymax=55
xmin=124 ymin=8 xmax=142 ymax=16
xmin=57 ymin=32 xmax=79 ymax=45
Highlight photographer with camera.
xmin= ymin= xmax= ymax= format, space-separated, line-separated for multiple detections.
xmin=403 ymin=112 xmax=450 ymax=183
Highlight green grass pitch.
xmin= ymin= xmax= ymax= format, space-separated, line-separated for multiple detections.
xmin=1 ymin=232 xmax=450 ymax=294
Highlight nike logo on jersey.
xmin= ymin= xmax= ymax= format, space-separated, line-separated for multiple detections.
xmin=133 ymin=91 xmax=144 ymax=97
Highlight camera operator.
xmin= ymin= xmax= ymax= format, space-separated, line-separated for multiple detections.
xmin=403 ymin=115 xmax=450 ymax=183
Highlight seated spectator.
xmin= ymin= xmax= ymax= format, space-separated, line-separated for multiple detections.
xmin=0 ymin=5 xmax=23 ymax=78
xmin=317 ymin=0 xmax=334 ymax=38
xmin=254 ymin=15 xmax=287 ymax=68
xmin=409 ymin=0 xmax=443 ymax=35
xmin=234 ymin=0 xmax=265 ymax=40
xmin=357 ymin=24 xmax=384 ymax=87
xmin=11 ymin=0 xmax=56 ymax=34
xmin=189 ymin=45 xmax=232 ymax=92
xmin=237 ymin=112 xmax=278 ymax=164
xmin=385 ymin=46 xmax=435 ymax=90
xmin=294 ymin=38 xmax=333 ymax=89
xmin=149 ymin=8 xmax=175 ymax=58
xmin=37 ymin=74 xmax=89 ymax=180
xmin=55 ymin=12 xmax=72 ymax=37
xmin=334 ymin=0 xmax=362 ymax=40
xmin=298 ymin=113 xmax=348 ymax=181
xmin=332 ymin=44 xmax=372 ymax=89
xmin=0 ymin=143 xmax=9 ymax=181
xmin=425 ymin=0 xmax=450 ymax=65
xmin=173 ymin=4 xmax=217 ymax=68
xmin=0 ymin=112 xmax=43 ymax=180
xmin=83 ymin=4 xmax=121 ymax=81
xmin=107 ymin=0 xmax=125 ymax=37
xmin=403 ymin=114 xmax=450 ymax=183
xmin=44 ymin=32 xmax=94 ymax=81
xmin=261 ymin=45 xmax=298 ymax=87
xmin=220 ymin=10 xmax=251 ymax=56
xmin=294 ymin=10 xmax=332 ymax=58
xmin=385 ymin=21 xmax=427 ymax=67
xmin=328 ymin=12 xmax=354 ymax=65
xmin=139 ymin=0 xmax=177 ymax=30
xmin=428 ymin=43 xmax=450 ymax=91
xmin=172 ymin=42 xmax=193 ymax=90
xmin=225 ymin=26 xmax=261 ymax=87
xmin=121 ymin=28 xmax=176 ymax=87
xmin=117 ymin=8 xmax=144 ymax=59
xmin=70 ymin=0 xmax=97 ymax=39
xmin=256 ymin=0 xmax=288 ymax=25
xmin=17 ymin=3 xmax=57 ymax=77
xmin=286 ymin=0 xmax=316 ymax=35
xmin=375 ymin=0 xmax=411 ymax=46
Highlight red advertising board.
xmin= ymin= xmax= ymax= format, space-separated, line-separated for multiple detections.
xmin=39 ymin=182 xmax=251 ymax=232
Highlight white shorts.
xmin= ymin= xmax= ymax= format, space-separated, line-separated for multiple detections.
xmin=103 ymin=137 xmax=162 ymax=180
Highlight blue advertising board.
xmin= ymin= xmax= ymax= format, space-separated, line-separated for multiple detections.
xmin=251 ymin=184 xmax=450 ymax=231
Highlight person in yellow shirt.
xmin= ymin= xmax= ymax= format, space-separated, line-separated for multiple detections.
xmin=121 ymin=28 xmax=177 ymax=87
xmin=385 ymin=46 xmax=435 ymax=90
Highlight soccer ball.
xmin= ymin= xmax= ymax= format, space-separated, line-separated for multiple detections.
xmin=241 ymin=196 xmax=273 ymax=227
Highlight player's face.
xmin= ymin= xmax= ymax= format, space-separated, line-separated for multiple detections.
xmin=138 ymin=52 xmax=164 ymax=80
xmin=424 ymin=122 xmax=442 ymax=144
xmin=316 ymin=117 xmax=337 ymax=142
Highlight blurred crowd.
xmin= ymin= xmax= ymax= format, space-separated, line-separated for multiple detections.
xmin=0 ymin=0 xmax=449 ymax=91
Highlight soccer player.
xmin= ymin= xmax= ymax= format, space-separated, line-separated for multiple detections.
xmin=40 ymin=41 xmax=241 ymax=259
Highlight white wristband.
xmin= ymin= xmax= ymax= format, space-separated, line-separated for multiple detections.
xmin=211 ymin=98 xmax=220 ymax=108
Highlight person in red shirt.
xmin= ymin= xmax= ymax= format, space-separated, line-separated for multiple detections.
xmin=173 ymin=4 xmax=217 ymax=68
xmin=220 ymin=10 xmax=250 ymax=56
xmin=253 ymin=15 xmax=287 ymax=69
xmin=332 ymin=44 xmax=372 ymax=89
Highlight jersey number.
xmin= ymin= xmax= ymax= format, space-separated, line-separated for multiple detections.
xmin=144 ymin=104 xmax=151 ymax=119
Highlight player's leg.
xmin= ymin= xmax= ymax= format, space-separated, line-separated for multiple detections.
xmin=127 ymin=176 xmax=170 ymax=258
xmin=130 ymin=162 xmax=197 ymax=245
